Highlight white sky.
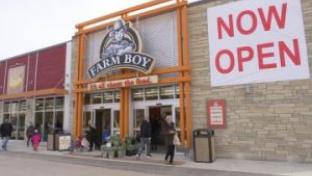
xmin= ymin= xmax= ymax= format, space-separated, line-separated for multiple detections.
xmin=0 ymin=0 xmax=201 ymax=60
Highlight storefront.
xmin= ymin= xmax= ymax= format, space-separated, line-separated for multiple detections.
xmin=0 ymin=42 xmax=72 ymax=141
xmin=72 ymin=0 xmax=193 ymax=148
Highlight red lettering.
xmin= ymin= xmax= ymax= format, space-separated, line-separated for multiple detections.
xmin=237 ymin=46 xmax=254 ymax=72
xmin=258 ymin=3 xmax=287 ymax=31
xmin=257 ymin=42 xmax=276 ymax=69
xmin=217 ymin=15 xmax=234 ymax=39
xmin=237 ymin=10 xmax=257 ymax=35
xmin=279 ymin=39 xmax=301 ymax=67
xmin=136 ymin=78 xmax=151 ymax=85
xmin=215 ymin=49 xmax=235 ymax=74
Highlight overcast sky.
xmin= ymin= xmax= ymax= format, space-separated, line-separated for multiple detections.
xmin=0 ymin=0 xmax=182 ymax=60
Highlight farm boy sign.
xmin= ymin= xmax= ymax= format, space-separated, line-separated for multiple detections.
xmin=207 ymin=0 xmax=309 ymax=87
xmin=88 ymin=20 xmax=155 ymax=78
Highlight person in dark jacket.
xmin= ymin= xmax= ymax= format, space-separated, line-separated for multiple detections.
xmin=0 ymin=118 xmax=13 ymax=151
xmin=86 ymin=125 xmax=96 ymax=151
xmin=163 ymin=115 xmax=176 ymax=164
xmin=26 ymin=122 xmax=35 ymax=147
xmin=136 ymin=117 xmax=152 ymax=159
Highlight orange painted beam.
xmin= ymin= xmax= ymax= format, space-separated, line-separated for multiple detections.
xmin=0 ymin=88 xmax=68 ymax=100
xmin=181 ymin=2 xmax=192 ymax=148
xmin=175 ymin=0 xmax=187 ymax=146
xmin=72 ymin=76 xmax=191 ymax=93
xmin=75 ymin=66 xmax=191 ymax=85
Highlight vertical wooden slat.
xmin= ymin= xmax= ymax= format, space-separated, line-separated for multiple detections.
xmin=176 ymin=0 xmax=186 ymax=145
xmin=181 ymin=0 xmax=192 ymax=147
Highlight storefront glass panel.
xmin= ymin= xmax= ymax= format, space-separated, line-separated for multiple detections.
xmin=114 ymin=91 xmax=120 ymax=102
xmin=145 ymin=87 xmax=158 ymax=100
xmin=160 ymin=86 xmax=175 ymax=99
xmin=103 ymin=91 xmax=113 ymax=103
xmin=132 ymin=88 xmax=144 ymax=101
xmin=92 ymin=93 xmax=102 ymax=104
xmin=55 ymin=97 xmax=64 ymax=110
xmin=45 ymin=98 xmax=54 ymax=111
xmin=18 ymin=114 xmax=25 ymax=140
xmin=36 ymin=99 xmax=44 ymax=111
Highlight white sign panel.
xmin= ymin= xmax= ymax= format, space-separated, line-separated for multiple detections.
xmin=207 ymin=0 xmax=309 ymax=87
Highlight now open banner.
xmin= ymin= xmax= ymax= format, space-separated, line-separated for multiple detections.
xmin=207 ymin=0 xmax=310 ymax=87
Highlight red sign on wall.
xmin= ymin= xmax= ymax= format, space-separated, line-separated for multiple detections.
xmin=207 ymin=100 xmax=226 ymax=129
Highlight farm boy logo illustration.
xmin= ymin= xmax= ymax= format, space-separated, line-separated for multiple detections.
xmin=88 ymin=20 xmax=155 ymax=78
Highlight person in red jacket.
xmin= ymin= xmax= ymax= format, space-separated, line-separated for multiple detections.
xmin=31 ymin=129 xmax=41 ymax=151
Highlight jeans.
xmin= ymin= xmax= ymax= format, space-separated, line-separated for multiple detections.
xmin=1 ymin=137 xmax=10 ymax=151
xmin=137 ymin=137 xmax=151 ymax=156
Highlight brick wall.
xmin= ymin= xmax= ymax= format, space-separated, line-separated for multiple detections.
xmin=188 ymin=0 xmax=312 ymax=162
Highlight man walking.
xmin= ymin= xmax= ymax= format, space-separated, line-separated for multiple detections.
xmin=26 ymin=122 xmax=35 ymax=147
xmin=0 ymin=118 xmax=13 ymax=151
xmin=136 ymin=117 xmax=152 ymax=159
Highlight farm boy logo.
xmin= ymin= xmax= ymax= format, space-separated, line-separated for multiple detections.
xmin=88 ymin=20 xmax=155 ymax=78
xmin=207 ymin=0 xmax=310 ymax=86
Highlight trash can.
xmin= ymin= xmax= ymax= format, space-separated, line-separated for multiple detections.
xmin=193 ymin=128 xmax=215 ymax=163
xmin=55 ymin=133 xmax=71 ymax=151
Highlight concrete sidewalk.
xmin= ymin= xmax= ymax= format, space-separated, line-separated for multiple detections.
xmin=4 ymin=140 xmax=312 ymax=176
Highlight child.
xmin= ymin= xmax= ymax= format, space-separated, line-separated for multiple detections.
xmin=31 ymin=129 xmax=41 ymax=151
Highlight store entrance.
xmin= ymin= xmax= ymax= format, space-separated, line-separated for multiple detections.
xmin=95 ymin=109 xmax=111 ymax=149
xmin=149 ymin=105 xmax=172 ymax=151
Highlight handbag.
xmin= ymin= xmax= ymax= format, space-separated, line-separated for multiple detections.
xmin=173 ymin=133 xmax=181 ymax=146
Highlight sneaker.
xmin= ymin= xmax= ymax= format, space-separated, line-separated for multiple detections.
xmin=147 ymin=154 xmax=152 ymax=158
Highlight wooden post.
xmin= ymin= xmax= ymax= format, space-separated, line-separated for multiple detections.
xmin=181 ymin=0 xmax=193 ymax=147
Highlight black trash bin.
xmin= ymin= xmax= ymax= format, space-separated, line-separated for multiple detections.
xmin=193 ymin=129 xmax=215 ymax=163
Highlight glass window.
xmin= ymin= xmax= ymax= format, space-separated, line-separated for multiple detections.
xmin=3 ymin=114 xmax=9 ymax=122
xmin=35 ymin=99 xmax=44 ymax=111
xmin=160 ymin=86 xmax=175 ymax=99
xmin=9 ymin=102 xmax=18 ymax=113
xmin=45 ymin=98 xmax=54 ymax=110
xmin=91 ymin=93 xmax=102 ymax=104
xmin=34 ymin=112 xmax=43 ymax=134
xmin=145 ymin=87 xmax=158 ymax=100
xmin=19 ymin=101 xmax=27 ymax=111
xmin=84 ymin=94 xmax=91 ymax=105
xmin=132 ymin=88 xmax=144 ymax=101
xmin=44 ymin=112 xmax=54 ymax=141
xmin=133 ymin=109 xmax=144 ymax=129
xmin=10 ymin=115 xmax=17 ymax=139
xmin=103 ymin=91 xmax=113 ymax=103
xmin=113 ymin=110 xmax=120 ymax=128
xmin=3 ymin=102 xmax=9 ymax=113
xmin=18 ymin=114 xmax=25 ymax=140
xmin=55 ymin=111 xmax=63 ymax=131
xmin=175 ymin=85 xmax=180 ymax=99
xmin=83 ymin=111 xmax=91 ymax=129
xmin=55 ymin=97 xmax=64 ymax=109
xmin=114 ymin=91 xmax=120 ymax=102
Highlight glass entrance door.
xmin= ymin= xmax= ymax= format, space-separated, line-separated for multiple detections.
xmin=95 ymin=109 xmax=111 ymax=148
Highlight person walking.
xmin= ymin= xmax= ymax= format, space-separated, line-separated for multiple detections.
xmin=26 ymin=122 xmax=35 ymax=147
xmin=86 ymin=125 xmax=96 ymax=152
xmin=0 ymin=118 xmax=13 ymax=151
xmin=136 ymin=117 xmax=152 ymax=159
xmin=31 ymin=129 xmax=41 ymax=151
xmin=163 ymin=115 xmax=176 ymax=164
